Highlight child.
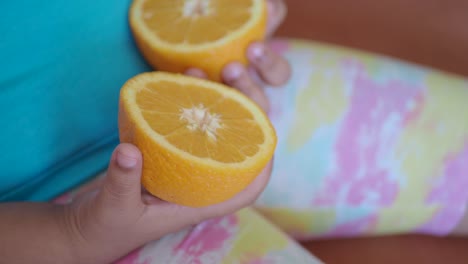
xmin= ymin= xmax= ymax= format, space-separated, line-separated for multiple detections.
xmin=1 ymin=0 xmax=468 ymax=263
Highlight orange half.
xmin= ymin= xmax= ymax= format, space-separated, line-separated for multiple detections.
xmin=119 ymin=72 xmax=276 ymax=207
xmin=129 ymin=0 xmax=267 ymax=80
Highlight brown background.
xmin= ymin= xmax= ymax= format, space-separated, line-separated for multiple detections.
xmin=276 ymin=0 xmax=468 ymax=77
xmin=275 ymin=0 xmax=468 ymax=263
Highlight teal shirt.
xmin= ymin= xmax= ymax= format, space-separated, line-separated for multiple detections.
xmin=0 ymin=1 xmax=151 ymax=201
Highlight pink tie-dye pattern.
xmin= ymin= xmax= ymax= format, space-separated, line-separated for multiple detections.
xmin=313 ymin=62 xmax=423 ymax=207
xmin=418 ymin=141 xmax=468 ymax=235
xmin=174 ymin=215 xmax=238 ymax=261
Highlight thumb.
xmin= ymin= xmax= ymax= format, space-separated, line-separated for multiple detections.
xmin=99 ymin=143 xmax=143 ymax=209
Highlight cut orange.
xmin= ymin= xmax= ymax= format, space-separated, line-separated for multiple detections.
xmin=129 ymin=0 xmax=267 ymax=81
xmin=118 ymin=72 xmax=276 ymax=207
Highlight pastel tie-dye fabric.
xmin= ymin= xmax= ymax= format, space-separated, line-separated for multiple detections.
xmin=256 ymin=38 xmax=468 ymax=239
xmin=53 ymin=38 xmax=468 ymax=262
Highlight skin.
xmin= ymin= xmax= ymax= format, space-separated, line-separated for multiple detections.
xmin=0 ymin=144 xmax=273 ymax=264
xmin=0 ymin=1 xmax=286 ymax=263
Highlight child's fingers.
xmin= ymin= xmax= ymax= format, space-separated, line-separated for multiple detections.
xmin=185 ymin=65 xmax=269 ymax=112
xmin=222 ymin=62 xmax=270 ymax=112
xmin=247 ymin=42 xmax=291 ymax=87
xmin=141 ymin=160 xmax=273 ymax=238
xmin=99 ymin=143 xmax=144 ymax=211
xmin=196 ymin=160 xmax=273 ymax=218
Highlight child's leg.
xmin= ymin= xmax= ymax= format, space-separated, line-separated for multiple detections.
xmin=53 ymin=178 xmax=322 ymax=264
xmin=255 ymin=38 xmax=468 ymax=239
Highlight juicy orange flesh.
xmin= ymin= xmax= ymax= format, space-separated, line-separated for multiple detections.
xmin=136 ymin=80 xmax=264 ymax=163
xmin=141 ymin=0 xmax=253 ymax=44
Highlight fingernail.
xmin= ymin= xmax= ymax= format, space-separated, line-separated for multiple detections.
xmin=116 ymin=149 xmax=138 ymax=169
xmin=248 ymin=43 xmax=265 ymax=63
xmin=185 ymin=68 xmax=207 ymax=79
xmin=223 ymin=63 xmax=243 ymax=81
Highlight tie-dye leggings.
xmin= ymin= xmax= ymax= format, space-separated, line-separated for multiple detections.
xmin=54 ymin=38 xmax=468 ymax=263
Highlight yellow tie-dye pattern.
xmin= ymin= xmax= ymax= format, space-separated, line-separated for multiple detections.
xmin=287 ymin=49 xmax=349 ymax=151
xmin=376 ymin=72 xmax=468 ymax=233
xmin=222 ymin=208 xmax=289 ymax=263
xmin=256 ymin=207 xmax=337 ymax=237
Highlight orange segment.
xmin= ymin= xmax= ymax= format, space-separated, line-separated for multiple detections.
xmin=137 ymin=81 xmax=264 ymax=162
xmin=119 ymin=72 xmax=276 ymax=207
xmin=130 ymin=0 xmax=267 ymax=80
xmin=141 ymin=0 xmax=254 ymax=44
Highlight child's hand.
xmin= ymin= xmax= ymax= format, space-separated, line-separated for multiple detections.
xmin=0 ymin=143 xmax=272 ymax=264
xmin=63 ymin=143 xmax=272 ymax=263
xmin=186 ymin=0 xmax=291 ymax=112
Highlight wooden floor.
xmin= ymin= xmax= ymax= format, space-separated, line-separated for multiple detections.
xmin=275 ymin=1 xmax=468 ymax=263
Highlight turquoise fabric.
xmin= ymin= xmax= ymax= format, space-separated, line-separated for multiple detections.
xmin=0 ymin=1 xmax=151 ymax=201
